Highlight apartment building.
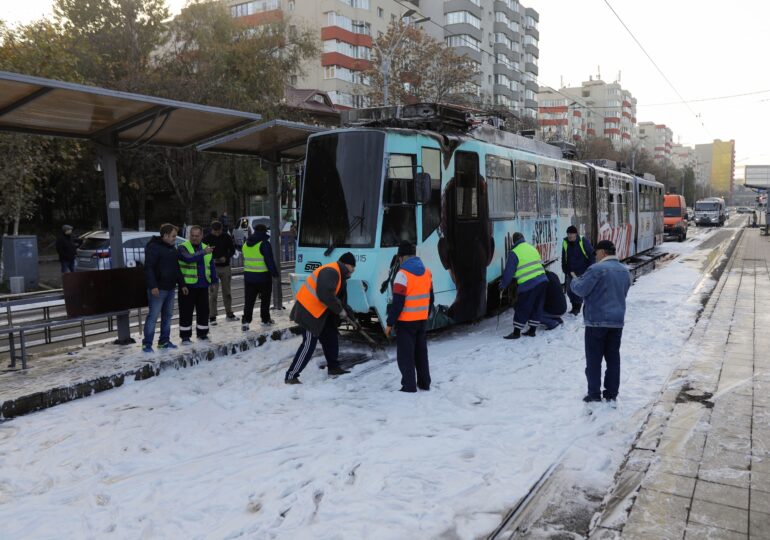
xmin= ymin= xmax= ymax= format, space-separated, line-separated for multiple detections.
xmin=227 ymin=0 xmax=429 ymax=109
xmin=536 ymin=78 xmax=637 ymax=149
xmin=671 ymin=143 xmax=696 ymax=170
xmin=694 ymin=140 xmax=736 ymax=198
xmin=418 ymin=0 xmax=541 ymax=120
xmin=226 ymin=0 xmax=539 ymax=117
xmin=638 ymin=122 xmax=673 ymax=163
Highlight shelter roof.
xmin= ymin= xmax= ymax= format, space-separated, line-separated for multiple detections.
xmin=197 ymin=119 xmax=328 ymax=159
xmin=0 ymin=71 xmax=261 ymax=147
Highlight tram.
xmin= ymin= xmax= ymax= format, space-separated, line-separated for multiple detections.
xmin=290 ymin=105 xmax=664 ymax=330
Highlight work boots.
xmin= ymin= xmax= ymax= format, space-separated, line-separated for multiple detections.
xmin=569 ymin=305 xmax=582 ymax=316
xmin=504 ymin=328 xmax=522 ymax=339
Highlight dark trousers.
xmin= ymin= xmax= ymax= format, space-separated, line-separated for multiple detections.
xmin=60 ymin=260 xmax=75 ymax=273
xmin=242 ymin=281 xmax=272 ymax=324
xmin=565 ymin=274 xmax=582 ymax=308
xmin=585 ymin=326 xmax=623 ymax=399
xmin=286 ymin=320 xmax=340 ymax=380
xmin=395 ymin=320 xmax=430 ymax=392
xmin=179 ymin=287 xmax=210 ymax=339
xmin=513 ymin=281 xmax=547 ymax=330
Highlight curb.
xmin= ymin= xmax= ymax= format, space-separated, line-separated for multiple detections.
xmin=588 ymin=226 xmax=746 ymax=537
xmin=0 ymin=326 xmax=302 ymax=420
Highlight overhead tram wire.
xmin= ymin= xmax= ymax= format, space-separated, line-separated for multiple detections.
xmin=601 ymin=0 xmax=712 ymax=138
xmin=387 ymin=0 xmax=614 ymax=121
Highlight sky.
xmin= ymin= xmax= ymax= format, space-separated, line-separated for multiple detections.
xmin=3 ymin=0 xmax=770 ymax=179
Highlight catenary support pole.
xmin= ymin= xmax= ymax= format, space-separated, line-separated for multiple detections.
xmin=267 ymin=154 xmax=283 ymax=310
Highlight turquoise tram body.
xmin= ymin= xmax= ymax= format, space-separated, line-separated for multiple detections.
xmin=290 ymin=126 xmax=663 ymax=330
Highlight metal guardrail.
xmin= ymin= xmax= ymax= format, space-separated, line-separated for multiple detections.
xmin=0 ymin=261 xmax=295 ymax=368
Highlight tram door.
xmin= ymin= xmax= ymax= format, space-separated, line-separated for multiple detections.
xmin=439 ymin=151 xmax=493 ymax=322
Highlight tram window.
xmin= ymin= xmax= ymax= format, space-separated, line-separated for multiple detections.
xmin=558 ymin=169 xmax=574 ymax=217
xmin=421 ymin=147 xmax=442 ymax=241
xmin=383 ymin=154 xmax=415 ymax=206
xmin=608 ymin=193 xmax=617 ymax=226
xmin=455 ymin=152 xmax=479 ymax=219
xmin=515 ymin=160 xmax=538 ymax=218
xmin=539 ymin=165 xmax=558 ymax=217
xmin=486 ymin=155 xmax=514 ymax=219
xmin=381 ymin=206 xmax=417 ymax=247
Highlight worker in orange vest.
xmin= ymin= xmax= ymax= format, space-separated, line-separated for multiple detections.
xmin=385 ymin=242 xmax=433 ymax=393
xmin=285 ymin=252 xmax=358 ymax=384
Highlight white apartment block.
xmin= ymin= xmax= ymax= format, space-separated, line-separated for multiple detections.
xmin=671 ymin=143 xmax=696 ymax=170
xmin=638 ymin=122 xmax=673 ymax=164
xmin=536 ymin=78 xmax=637 ymax=149
xmin=225 ymin=0 xmax=540 ymax=117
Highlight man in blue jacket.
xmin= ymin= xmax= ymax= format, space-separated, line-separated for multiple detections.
xmin=178 ymin=225 xmax=218 ymax=343
xmin=562 ymin=225 xmax=595 ymax=315
xmin=142 ymin=223 xmax=183 ymax=352
xmin=241 ymin=223 xmax=279 ymax=330
xmin=570 ymin=239 xmax=632 ymax=403
xmin=500 ymin=232 xmax=548 ymax=339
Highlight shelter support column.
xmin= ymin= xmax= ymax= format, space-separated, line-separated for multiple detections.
xmin=97 ymin=135 xmax=133 ymax=344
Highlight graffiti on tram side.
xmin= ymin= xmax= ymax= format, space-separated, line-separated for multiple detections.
xmin=532 ymin=218 xmax=558 ymax=262
xmin=598 ymin=222 xmax=633 ymax=260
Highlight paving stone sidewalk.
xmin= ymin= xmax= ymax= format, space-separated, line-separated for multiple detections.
xmin=0 ymin=308 xmax=299 ymax=420
xmin=591 ymin=228 xmax=770 ymax=539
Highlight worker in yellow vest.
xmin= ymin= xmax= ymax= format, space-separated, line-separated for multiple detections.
xmin=240 ymin=223 xmax=279 ymax=331
xmin=561 ymin=225 xmax=595 ymax=315
xmin=177 ymin=225 xmax=217 ymax=343
xmin=285 ymin=252 xmax=358 ymax=384
xmin=385 ymin=242 xmax=433 ymax=393
xmin=499 ymin=232 xmax=548 ymax=339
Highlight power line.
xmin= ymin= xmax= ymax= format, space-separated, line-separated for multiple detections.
xmin=601 ymin=0 xmax=712 ymax=138
xmin=644 ymin=88 xmax=770 ymax=106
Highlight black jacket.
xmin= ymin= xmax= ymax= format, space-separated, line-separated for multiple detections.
xmin=144 ymin=236 xmax=183 ymax=291
xmin=290 ymin=262 xmax=351 ymax=337
xmin=202 ymin=231 xmax=236 ymax=267
xmin=55 ymin=234 xmax=78 ymax=262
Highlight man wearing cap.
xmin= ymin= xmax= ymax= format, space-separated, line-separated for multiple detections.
xmin=561 ymin=225 xmax=595 ymax=315
xmin=240 ymin=222 xmax=279 ymax=330
xmin=385 ymin=242 xmax=434 ymax=393
xmin=570 ymin=239 xmax=632 ymax=403
xmin=285 ymin=252 xmax=358 ymax=383
xmin=500 ymin=232 xmax=548 ymax=339
xmin=55 ymin=225 xmax=79 ymax=273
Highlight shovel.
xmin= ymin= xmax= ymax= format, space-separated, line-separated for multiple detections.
xmin=344 ymin=316 xmax=391 ymax=363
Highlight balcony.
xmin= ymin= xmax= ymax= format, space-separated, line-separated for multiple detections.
xmin=525 ymin=62 xmax=538 ymax=76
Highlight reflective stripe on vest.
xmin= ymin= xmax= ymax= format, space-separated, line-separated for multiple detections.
xmin=179 ymin=241 xmax=212 ymax=285
xmin=295 ymin=263 xmax=341 ymax=319
xmin=242 ymin=241 xmax=267 ymax=273
xmin=398 ymin=267 xmax=433 ymax=322
xmin=512 ymin=242 xmax=545 ymax=285
xmin=562 ymin=236 xmax=588 ymax=262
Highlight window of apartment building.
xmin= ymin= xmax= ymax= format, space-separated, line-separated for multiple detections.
xmin=445 ymin=35 xmax=481 ymax=52
xmin=523 ymin=35 xmax=538 ymax=47
xmin=288 ymin=1 xmax=295 ymax=11
xmin=607 ymin=99 xmax=621 ymax=107
xmin=352 ymin=21 xmax=371 ymax=35
xmin=324 ymin=40 xmax=371 ymax=59
xmin=230 ymin=0 xmax=280 ymax=17
xmin=446 ymin=11 xmax=482 ymax=29
xmin=525 ymin=15 xmax=537 ymax=30
xmin=525 ymin=52 xmax=536 ymax=64
xmin=377 ymin=7 xmax=383 ymax=17
xmin=339 ymin=0 xmax=370 ymax=8
xmin=494 ymin=33 xmax=512 ymax=48
xmin=496 ymin=53 xmax=514 ymax=70
xmin=495 ymin=74 xmax=512 ymax=87
xmin=290 ymin=75 xmax=297 ymax=85
xmin=326 ymin=12 xmax=353 ymax=32
xmin=525 ymin=89 xmax=536 ymax=101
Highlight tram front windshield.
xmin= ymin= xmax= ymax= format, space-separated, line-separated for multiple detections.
xmin=299 ymin=132 xmax=383 ymax=249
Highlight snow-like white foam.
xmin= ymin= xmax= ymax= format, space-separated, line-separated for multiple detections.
xmin=0 ymin=227 xmax=722 ymax=539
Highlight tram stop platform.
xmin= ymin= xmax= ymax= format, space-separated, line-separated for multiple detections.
xmin=0 ymin=308 xmax=299 ymax=420
xmin=592 ymin=227 xmax=770 ymax=539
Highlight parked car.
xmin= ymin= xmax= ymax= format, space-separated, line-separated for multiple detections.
xmin=737 ymin=206 xmax=754 ymax=214
xmin=685 ymin=207 xmax=694 ymax=221
xmin=663 ymin=194 xmax=688 ymax=242
xmin=76 ymin=231 xmax=185 ymax=271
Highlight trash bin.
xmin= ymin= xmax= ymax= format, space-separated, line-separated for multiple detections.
xmin=9 ymin=276 xmax=24 ymax=294
xmin=2 ymin=235 xmax=38 ymax=290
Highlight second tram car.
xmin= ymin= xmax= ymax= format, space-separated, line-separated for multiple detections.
xmin=291 ymin=114 xmax=663 ymax=331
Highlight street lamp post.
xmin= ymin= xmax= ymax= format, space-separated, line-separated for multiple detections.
xmin=375 ymin=10 xmax=430 ymax=107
